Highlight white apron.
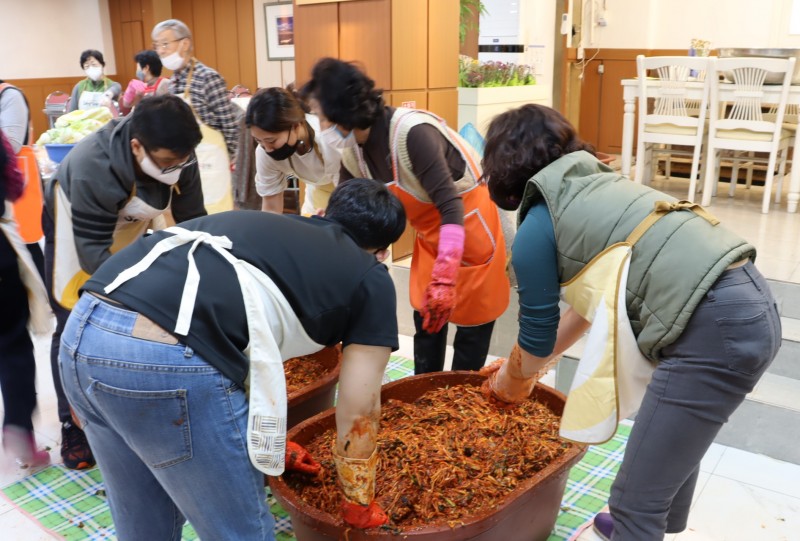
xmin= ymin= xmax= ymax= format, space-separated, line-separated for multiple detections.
xmin=78 ymin=91 xmax=106 ymax=111
xmin=103 ymin=226 xmax=323 ymax=475
xmin=182 ymin=60 xmax=234 ymax=214
xmin=52 ymin=182 xmax=169 ymax=310
xmin=1 ymin=209 xmax=51 ymax=335
xmin=557 ymin=201 xmax=719 ymax=444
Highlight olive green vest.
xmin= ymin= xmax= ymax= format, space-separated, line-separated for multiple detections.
xmin=518 ymin=151 xmax=755 ymax=361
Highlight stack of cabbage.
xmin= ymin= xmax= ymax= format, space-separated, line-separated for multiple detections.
xmin=36 ymin=107 xmax=113 ymax=145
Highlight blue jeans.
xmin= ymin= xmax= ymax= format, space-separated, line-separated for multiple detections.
xmin=608 ymin=262 xmax=782 ymax=540
xmin=59 ymin=294 xmax=276 ymax=541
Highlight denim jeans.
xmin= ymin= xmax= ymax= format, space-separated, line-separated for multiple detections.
xmin=59 ymin=293 xmax=275 ymax=541
xmin=608 ymin=262 xmax=782 ymax=540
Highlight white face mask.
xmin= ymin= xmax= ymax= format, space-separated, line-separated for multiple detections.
xmin=139 ymin=153 xmax=182 ymax=185
xmin=85 ymin=66 xmax=103 ymax=81
xmin=320 ymin=124 xmax=357 ymax=151
xmin=161 ymin=51 xmax=185 ymax=71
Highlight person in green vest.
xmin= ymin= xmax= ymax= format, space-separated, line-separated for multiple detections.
xmin=479 ymin=104 xmax=781 ymax=541
xmin=68 ymin=49 xmax=121 ymax=113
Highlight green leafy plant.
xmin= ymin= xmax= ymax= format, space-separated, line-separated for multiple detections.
xmin=458 ymin=55 xmax=536 ymax=88
xmin=460 ymin=0 xmax=488 ymax=44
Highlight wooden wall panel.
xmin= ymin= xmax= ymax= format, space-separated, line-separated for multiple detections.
xmin=428 ymin=0 xmax=458 ymax=89
xmin=596 ymin=60 xmax=637 ymax=153
xmin=339 ymin=0 xmax=391 ymax=90
xmin=187 ymin=0 xmax=217 ymax=68
xmin=235 ymin=0 xmax=258 ymax=92
xmin=577 ymin=61 xmax=602 ymax=147
xmin=428 ymin=88 xmax=458 ymax=128
xmin=391 ymin=0 xmax=427 ymax=91
xmin=294 ymin=3 xmax=340 ymax=87
xmin=213 ymin=0 xmax=242 ymax=86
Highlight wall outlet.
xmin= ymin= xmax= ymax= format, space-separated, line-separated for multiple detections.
xmin=577 ymin=46 xmax=585 ymax=60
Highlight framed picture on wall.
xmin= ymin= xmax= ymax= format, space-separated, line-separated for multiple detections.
xmin=265 ymin=1 xmax=294 ymax=61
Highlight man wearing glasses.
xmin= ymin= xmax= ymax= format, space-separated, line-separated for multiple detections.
xmin=151 ymin=19 xmax=242 ymax=214
xmin=42 ymin=94 xmax=207 ymax=471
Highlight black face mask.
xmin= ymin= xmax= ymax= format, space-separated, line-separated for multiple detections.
xmin=266 ymin=139 xmax=298 ymax=161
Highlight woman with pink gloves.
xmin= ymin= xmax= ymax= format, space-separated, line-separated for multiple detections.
xmin=302 ymin=58 xmax=510 ymax=375
xmin=119 ymin=50 xmax=170 ymax=115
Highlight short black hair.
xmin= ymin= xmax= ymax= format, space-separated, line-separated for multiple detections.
xmin=129 ymin=94 xmax=202 ymax=156
xmin=245 ymin=87 xmax=305 ymax=132
xmin=79 ymin=49 xmax=105 ymax=67
xmin=134 ymin=50 xmax=163 ymax=77
xmin=325 ymin=178 xmax=406 ymax=250
xmin=483 ymin=104 xmax=595 ymax=210
xmin=302 ymin=58 xmax=384 ymax=130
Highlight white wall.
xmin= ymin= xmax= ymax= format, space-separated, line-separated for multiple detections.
xmin=582 ymin=0 xmax=800 ymax=51
xmin=0 ymin=0 xmax=116 ymax=79
xmin=253 ymin=0 xmax=296 ymax=89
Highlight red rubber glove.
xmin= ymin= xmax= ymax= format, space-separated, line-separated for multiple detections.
xmin=285 ymin=442 xmax=321 ymax=475
xmin=341 ymin=499 xmax=389 ymax=529
xmin=479 ymin=345 xmax=536 ymax=408
xmin=421 ymin=224 xmax=464 ymax=333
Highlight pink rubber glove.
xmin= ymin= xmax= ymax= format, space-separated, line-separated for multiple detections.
xmin=421 ymin=224 xmax=464 ymax=333
xmin=123 ymin=79 xmax=147 ymax=104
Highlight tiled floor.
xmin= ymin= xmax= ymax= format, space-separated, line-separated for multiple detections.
xmin=2 ymin=170 xmax=800 ymax=539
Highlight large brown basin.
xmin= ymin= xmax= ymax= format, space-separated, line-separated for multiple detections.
xmin=270 ymin=371 xmax=587 ymax=541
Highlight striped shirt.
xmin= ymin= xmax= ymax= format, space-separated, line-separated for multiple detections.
xmin=170 ymin=59 xmax=241 ymax=160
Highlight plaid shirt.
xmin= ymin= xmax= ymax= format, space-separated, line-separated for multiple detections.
xmin=170 ymin=59 xmax=241 ymax=160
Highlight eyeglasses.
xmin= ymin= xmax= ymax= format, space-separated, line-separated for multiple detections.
xmin=159 ymin=155 xmax=197 ymax=174
xmin=82 ymin=62 xmax=102 ymax=69
xmin=152 ymin=38 xmax=185 ymax=51
xmin=145 ymin=150 xmax=197 ymax=174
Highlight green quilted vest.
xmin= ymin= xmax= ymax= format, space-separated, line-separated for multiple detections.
xmin=518 ymin=151 xmax=755 ymax=361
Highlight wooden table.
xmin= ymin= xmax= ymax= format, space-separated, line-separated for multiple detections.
xmin=620 ymin=78 xmax=800 ymax=213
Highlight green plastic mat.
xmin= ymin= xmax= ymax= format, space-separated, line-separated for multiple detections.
xmin=2 ymin=355 xmax=630 ymax=540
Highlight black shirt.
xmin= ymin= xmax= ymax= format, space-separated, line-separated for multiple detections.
xmin=83 ymin=211 xmax=399 ymax=386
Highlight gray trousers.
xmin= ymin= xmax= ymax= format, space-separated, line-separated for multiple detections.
xmin=609 ymin=262 xmax=782 ymax=540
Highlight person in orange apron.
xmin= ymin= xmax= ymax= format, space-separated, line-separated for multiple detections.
xmin=42 ymin=95 xmax=206 ymax=471
xmin=0 ymin=130 xmax=51 ymax=469
xmin=303 ymin=58 xmax=510 ymax=375
xmin=0 ymin=81 xmax=45 ymax=277
xmin=479 ymin=104 xmax=781 ymax=541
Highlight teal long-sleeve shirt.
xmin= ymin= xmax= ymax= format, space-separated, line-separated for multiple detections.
xmin=513 ymin=199 xmax=561 ymax=357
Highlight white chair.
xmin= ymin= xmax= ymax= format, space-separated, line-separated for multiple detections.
xmin=634 ymin=55 xmax=712 ymax=202
xmin=701 ymin=56 xmax=796 ymax=213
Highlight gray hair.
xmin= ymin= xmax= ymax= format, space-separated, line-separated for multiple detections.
xmin=152 ymin=19 xmax=193 ymax=41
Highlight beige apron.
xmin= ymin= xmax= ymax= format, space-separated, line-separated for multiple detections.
xmin=182 ymin=60 xmax=234 ymax=214
xmin=558 ymin=201 xmax=719 ymax=444
xmin=103 ymin=226 xmax=323 ymax=475
xmin=52 ymin=182 xmax=170 ymax=310
xmin=1 ymin=209 xmax=51 ymax=334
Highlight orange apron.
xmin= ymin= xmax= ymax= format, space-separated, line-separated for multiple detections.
xmin=11 ymin=146 xmax=44 ymax=243
xmin=384 ymin=109 xmax=509 ymax=326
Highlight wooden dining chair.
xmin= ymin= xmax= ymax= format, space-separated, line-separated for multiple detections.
xmin=634 ymin=55 xmax=712 ymax=202
xmin=701 ymin=56 xmax=795 ymax=213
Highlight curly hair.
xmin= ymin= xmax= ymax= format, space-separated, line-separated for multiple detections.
xmin=301 ymin=58 xmax=384 ymax=130
xmin=482 ymin=104 xmax=595 ymax=210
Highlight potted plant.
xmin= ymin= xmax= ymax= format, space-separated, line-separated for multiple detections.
xmin=458 ymin=55 xmax=551 ymax=136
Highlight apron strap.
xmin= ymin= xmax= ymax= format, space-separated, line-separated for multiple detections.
xmin=389 ymin=109 xmax=482 ymax=183
xmin=625 ymin=200 xmax=719 ymax=246
xmin=103 ymin=226 xmax=233 ymax=335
